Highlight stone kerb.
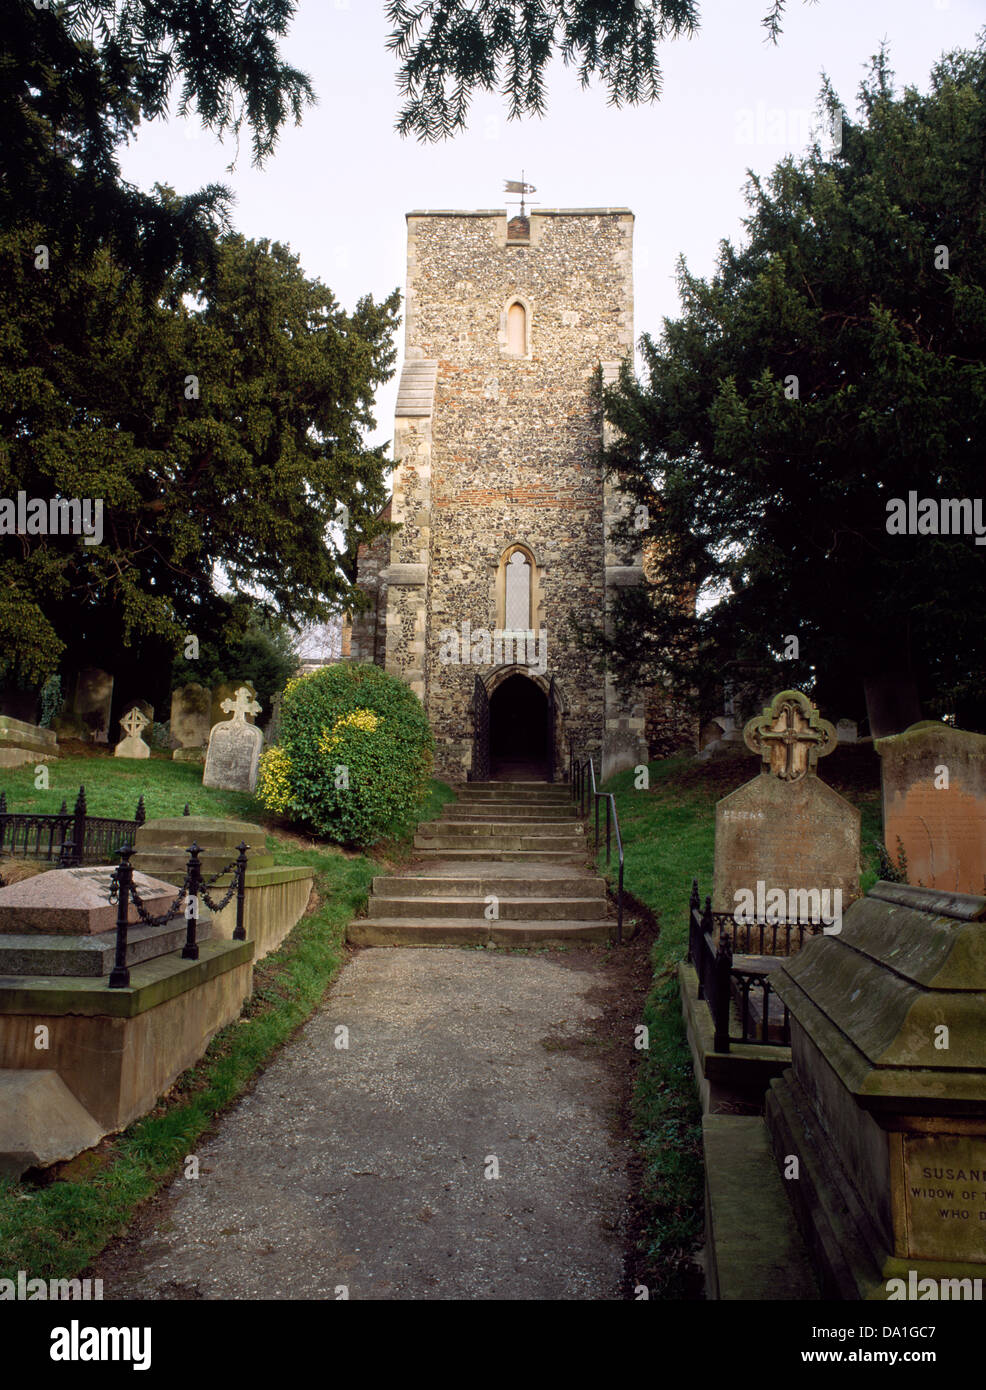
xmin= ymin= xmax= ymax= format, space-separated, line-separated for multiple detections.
xmin=0 ymin=715 xmax=59 ymax=769
xmin=132 ymin=817 xmax=312 ymax=961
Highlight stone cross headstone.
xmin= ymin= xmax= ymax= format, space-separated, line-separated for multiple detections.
xmin=202 ymin=686 xmax=263 ymax=792
xmin=72 ymin=668 xmax=114 ymax=744
xmin=114 ymin=706 xmax=151 ymax=759
xmin=712 ymin=689 xmax=860 ymax=918
xmin=170 ymin=683 xmax=211 ymax=761
xmin=876 ymin=721 xmax=986 ymax=895
xmin=210 ymin=681 xmax=258 ymax=731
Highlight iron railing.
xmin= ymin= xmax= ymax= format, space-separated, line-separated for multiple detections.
xmin=0 ymin=786 xmax=145 ymax=868
xmin=108 ymin=839 xmax=249 ymax=988
xmin=685 ymin=880 xmax=830 ymax=1050
xmin=569 ymin=742 xmax=625 ymax=944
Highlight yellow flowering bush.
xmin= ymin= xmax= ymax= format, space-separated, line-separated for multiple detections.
xmin=317 ymin=708 xmax=381 ymax=755
xmin=270 ymin=663 xmax=433 ymax=847
xmin=257 ymin=745 xmax=293 ymax=815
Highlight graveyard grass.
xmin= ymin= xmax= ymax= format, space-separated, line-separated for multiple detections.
xmin=599 ymin=747 xmax=883 ymax=1299
xmin=0 ymin=755 xmax=454 ymax=1283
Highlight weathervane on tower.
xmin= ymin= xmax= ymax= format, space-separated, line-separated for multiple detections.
xmin=503 ymin=173 xmax=538 ymax=217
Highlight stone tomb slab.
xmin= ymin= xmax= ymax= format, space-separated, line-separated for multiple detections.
xmin=713 ymin=772 xmax=861 ymax=913
xmin=0 ymin=916 xmax=212 ymax=977
xmin=0 ymin=866 xmax=182 ymax=936
xmin=876 ymin=722 xmax=986 ymax=896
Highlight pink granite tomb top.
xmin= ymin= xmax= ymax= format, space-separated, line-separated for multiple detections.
xmin=0 ymin=866 xmax=183 ymax=935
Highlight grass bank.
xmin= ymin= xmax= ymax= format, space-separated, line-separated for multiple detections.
xmin=596 ymin=743 xmax=883 ymax=1299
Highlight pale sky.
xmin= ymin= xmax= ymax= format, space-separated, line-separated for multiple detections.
xmin=118 ymin=0 xmax=983 ymax=450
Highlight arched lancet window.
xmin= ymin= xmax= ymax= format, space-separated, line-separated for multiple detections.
xmin=504 ymin=550 xmax=532 ymax=629
xmin=506 ymin=301 xmax=527 ymax=356
xmin=496 ymin=544 xmax=540 ymax=633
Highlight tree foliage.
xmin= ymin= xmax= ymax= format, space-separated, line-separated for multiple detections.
xmin=2 ymin=1 xmax=314 ymax=286
xmin=593 ymin=43 xmax=986 ymax=727
xmin=0 ymin=224 xmax=400 ymax=689
xmin=387 ymin=0 xmax=699 ymax=140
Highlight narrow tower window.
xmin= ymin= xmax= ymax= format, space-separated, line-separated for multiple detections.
xmin=506 ymin=301 xmax=527 ymax=356
xmin=504 ymin=551 xmax=532 ymax=629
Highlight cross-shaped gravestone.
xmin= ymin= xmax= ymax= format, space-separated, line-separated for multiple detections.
xmin=120 ymin=707 xmax=149 ymax=739
xmin=114 ymin=705 xmax=151 ymax=760
xmin=743 ymin=689 xmax=836 ymax=782
xmin=221 ymin=687 xmax=262 ymax=724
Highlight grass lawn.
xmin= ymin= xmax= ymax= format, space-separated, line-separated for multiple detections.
xmin=596 ymin=741 xmax=884 ymax=1299
xmin=0 ymin=752 xmax=452 ymax=1282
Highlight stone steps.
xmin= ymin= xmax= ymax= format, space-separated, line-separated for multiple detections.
xmin=371 ymin=874 xmax=605 ymax=899
xmin=348 ymin=918 xmax=611 ymax=947
xmin=366 ymin=895 xmax=606 ymax=920
xmin=443 ymin=804 xmax=576 ymax=820
xmin=350 ymin=781 xmax=610 ymax=945
xmin=412 ymin=848 xmax=588 ymax=863
xmin=414 ymin=834 xmax=586 ymax=854
xmin=416 ymin=819 xmax=584 ymax=837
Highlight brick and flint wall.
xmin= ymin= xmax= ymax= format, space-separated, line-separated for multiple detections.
xmin=362 ymin=207 xmax=649 ymax=781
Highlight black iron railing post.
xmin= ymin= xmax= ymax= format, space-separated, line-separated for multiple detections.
xmin=182 ymin=842 xmax=202 ymax=960
xmin=135 ymin=795 xmax=146 ymax=828
xmin=233 ymin=841 xmax=248 ymax=941
xmin=617 ymin=854 xmax=624 ymax=945
xmin=605 ymin=795 xmax=611 ymax=864
xmin=71 ymin=785 xmax=86 ymax=867
xmin=109 ymin=846 xmax=134 ymax=988
xmin=713 ymin=931 xmax=732 ymax=1053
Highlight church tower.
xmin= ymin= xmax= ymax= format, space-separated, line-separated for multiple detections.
xmin=352 ymin=204 xmax=649 ymax=782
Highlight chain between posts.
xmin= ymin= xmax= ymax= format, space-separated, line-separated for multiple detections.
xmin=107 ymin=839 xmax=249 ymax=986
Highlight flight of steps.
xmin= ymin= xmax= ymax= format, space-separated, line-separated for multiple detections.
xmin=349 ymin=782 xmax=613 ymax=946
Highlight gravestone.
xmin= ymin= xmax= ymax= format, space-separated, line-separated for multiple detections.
xmin=264 ymin=690 xmax=284 ymax=748
xmin=121 ymin=698 xmax=154 ymax=725
xmin=203 ymin=687 xmax=263 ymax=792
xmin=0 ymin=716 xmax=59 ymax=769
xmin=72 ymin=668 xmax=114 ymax=743
xmin=171 ymin=683 xmax=211 ymax=762
xmin=210 ymin=681 xmax=258 ymax=731
xmin=114 ymin=706 xmax=151 ymax=759
xmin=767 ymin=881 xmax=986 ymax=1294
xmin=836 ymin=719 xmax=858 ymax=744
xmin=876 ymin=721 xmax=986 ymax=896
xmin=713 ymin=689 xmax=860 ymax=916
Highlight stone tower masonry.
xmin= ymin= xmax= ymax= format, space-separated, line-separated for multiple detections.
xmin=352 ymin=206 xmax=650 ymax=783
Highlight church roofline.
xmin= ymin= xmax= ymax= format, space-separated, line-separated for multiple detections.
xmin=406 ymin=207 xmax=633 ymax=219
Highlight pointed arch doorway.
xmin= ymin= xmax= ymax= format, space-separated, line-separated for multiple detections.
xmin=471 ymin=670 xmax=559 ymax=781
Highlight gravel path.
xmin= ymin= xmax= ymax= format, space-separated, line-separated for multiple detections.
xmin=93 ymin=947 xmax=632 ymax=1300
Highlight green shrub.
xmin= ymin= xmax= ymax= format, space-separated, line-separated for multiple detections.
xmin=259 ymin=663 xmax=434 ymax=848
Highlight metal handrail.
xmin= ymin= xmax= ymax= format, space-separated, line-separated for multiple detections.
xmin=569 ymin=740 xmax=625 ymax=944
